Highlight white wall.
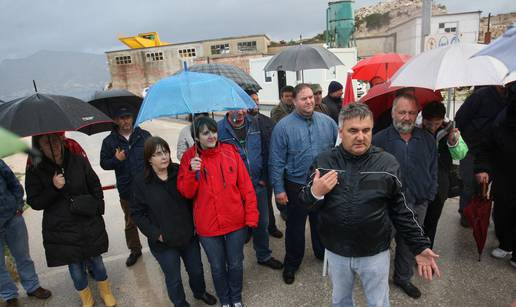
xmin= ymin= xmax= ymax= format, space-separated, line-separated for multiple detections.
xmin=392 ymin=12 xmax=481 ymax=55
xmin=250 ymin=48 xmax=358 ymax=105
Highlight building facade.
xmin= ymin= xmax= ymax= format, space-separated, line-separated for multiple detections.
xmin=106 ymin=34 xmax=271 ymax=95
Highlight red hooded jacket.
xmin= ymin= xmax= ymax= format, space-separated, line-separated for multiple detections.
xmin=178 ymin=142 xmax=258 ymax=237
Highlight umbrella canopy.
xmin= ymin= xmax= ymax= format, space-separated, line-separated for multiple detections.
xmin=176 ymin=63 xmax=262 ymax=92
xmin=88 ymin=89 xmax=143 ymax=119
xmin=463 ymin=183 xmax=492 ymax=261
xmin=135 ymin=71 xmax=256 ymax=126
xmin=472 ymin=23 xmax=516 ymax=72
xmin=359 ymin=81 xmax=443 ymax=119
xmin=342 ymin=72 xmax=355 ymax=106
xmin=0 ymin=127 xmax=28 ymax=158
xmin=0 ymin=93 xmax=113 ymax=137
xmin=264 ymin=44 xmax=344 ymax=72
xmin=352 ymin=53 xmax=411 ymax=82
xmin=390 ymin=43 xmax=508 ymax=90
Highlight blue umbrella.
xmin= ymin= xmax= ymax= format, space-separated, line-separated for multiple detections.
xmin=473 ymin=23 xmax=516 ymax=72
xmin=135 ymin=71 xmax=256 ymax=126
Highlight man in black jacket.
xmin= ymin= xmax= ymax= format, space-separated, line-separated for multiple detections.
xmin=455 ymin=86 xmax=507 ymax=226
xmin=322 ymin=81 xmax=343 ymax=123
xmin=100 ymin=107 xmax=151 ymax=267
xmin=300 ymin=103 xmax=440 ymax=307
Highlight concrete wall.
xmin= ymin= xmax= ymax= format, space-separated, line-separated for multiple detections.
xmin=193 ymin=53 xmax=265 ymax=74
xmin=355 ymin=34 xmax=396 ymax=57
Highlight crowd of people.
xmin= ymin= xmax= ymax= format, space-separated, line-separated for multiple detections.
xmin=0 ymin=80 xmax=515 ymax=307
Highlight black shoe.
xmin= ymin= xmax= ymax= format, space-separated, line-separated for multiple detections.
xmin=27 ymin=287 xmax=52 ymax=299
xmin=6 ymin=298 xmax=18 ymax=307
xmin=282 ymin=269 xmax=295 ymax=284
xmin=194 ymin=292 xmax=217 ymax=305
xmin=125 ymin=251 xmax=142 ymax=267
xmin=394 ymin=281 xmax=421 ymax=299
xmin=460 ymin=213 xmax=469 ymax=228
xmin=269 ymin=228 xmax=283 ymax=238
xmin=258 ymin=257 xmax=284 ymax=270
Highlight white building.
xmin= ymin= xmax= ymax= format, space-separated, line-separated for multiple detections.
xmin=392 ymin=11 xmax=481 ymax=55
xmin=249 ymin=47 xmax=358 ymax=105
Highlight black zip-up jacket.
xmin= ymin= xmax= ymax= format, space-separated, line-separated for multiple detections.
xmin=100 ymin=127 xmax=151 ymax=200
xmin=130 ymin=163 xmax=195 ymax=251
xmin=299 ymin=145 xmax=431 ymax=258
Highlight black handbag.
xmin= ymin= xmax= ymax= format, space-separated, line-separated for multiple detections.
xmin=69 ymin=194 xmax=103 ymax=216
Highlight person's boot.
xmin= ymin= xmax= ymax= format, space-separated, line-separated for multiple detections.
xmin=125 ymin=250 xmax=142 ymax=267
xmin=78 ymin=287 xmax=94 ymax=307
xmin=97 ymin=280 xmax=117 ymax=306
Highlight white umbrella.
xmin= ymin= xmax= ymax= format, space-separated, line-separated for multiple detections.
xmin=472 ymin=23 xmax=516 ymax=72
xmin=502 ymin=71 xmax=516 ymax=85
xmin=390 ymin=43 xmax=508 ymax=90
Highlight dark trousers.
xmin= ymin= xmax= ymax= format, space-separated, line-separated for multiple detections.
xmin=424 ymin=171 xmax=450 ymax=248
xmin=283 ymin=181 xmax=324 ymax=272
xmin=458 ymin=152 xmax=478 ymax=212
xmin=394 ymin=201 xmax=428 ymax=284
xmin=120 ymin=199 xmax=142 ymax=252
xmin=150 ymin=239 xmax=206 ymax=307
xmin=492 ymin=190 xmax=516 ymax=260
xmin=266 ymin=184 xmax=279 ymax=233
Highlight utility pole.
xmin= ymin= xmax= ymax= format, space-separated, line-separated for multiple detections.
xmin=420 ymin=0 xmax=432 ymax=53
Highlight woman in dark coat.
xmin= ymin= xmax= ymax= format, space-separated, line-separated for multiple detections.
xmin=130 ymin=136 xmax=216 ymax=307
xmin=25 ymin=133 xmax=116 ymax=307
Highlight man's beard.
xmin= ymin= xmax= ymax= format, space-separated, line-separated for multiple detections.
xmin=393 ymin=120 xmax=415 ymax=134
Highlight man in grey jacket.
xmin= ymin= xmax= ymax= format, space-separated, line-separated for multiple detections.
xmin=269 ymin=83 xmax=338 ymax=284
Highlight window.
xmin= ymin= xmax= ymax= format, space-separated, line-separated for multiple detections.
xmin=178 ymin=48 xmax=197 ymax=58
xmin=115 ymin=55 xmax=132 ymax=65
xmin=145 ymin=51 xmax=164 ymax=62
xmin=237 ymin=41 xmax=257 ymax=52
xmin=211 ymin=43 xmax=230 ymax=55
xmin=438 ymin=22 xmax=458 ymax=34
xmin=264 ymin=71 xmax=273 ymax=83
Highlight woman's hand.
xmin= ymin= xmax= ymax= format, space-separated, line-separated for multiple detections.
xmin=190 ymin=157 xmax=202 ymax=171
xmin=53 ymin=172 xmax=65 ymax=189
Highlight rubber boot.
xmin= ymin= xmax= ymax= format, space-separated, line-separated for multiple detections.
xmin=97 ymin=280 xmax=117 ymax=306
xmin=78 ymin=287 xmax=94 ymax=307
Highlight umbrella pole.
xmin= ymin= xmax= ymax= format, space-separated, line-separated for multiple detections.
xmin=446 ymin=88 xmax=453 ymax=118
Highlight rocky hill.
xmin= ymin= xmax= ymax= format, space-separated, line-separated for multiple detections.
xmin=354 ymin=0 xmax=447 ymax=37
xmin=479 ymin=12 xmax=516 ymax=42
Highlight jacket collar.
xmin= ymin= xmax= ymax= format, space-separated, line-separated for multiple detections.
xmin=386 ymin=124 xmax=423 ymax=141
xmin=198 ymin=142 xmax=221 ymax=158
xmin=147 ymin=164 xmax=178 ymax=184
xmin=337 ymin=144 xmax=376 ymax=160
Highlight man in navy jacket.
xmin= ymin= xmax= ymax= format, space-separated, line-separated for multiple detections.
xmin=100 ymin=107 xmax=151 ymax=267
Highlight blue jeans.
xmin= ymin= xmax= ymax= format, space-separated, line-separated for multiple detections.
xmin=284 ymin=181 xmax=324 ymax=271
xmin=150 ymin=239 xmax=207 ymax=307
xmin=68 ymin=255 xmax=107 ymax=290
xmin=199 ymin=227 xmax=247 ymax=305
xmin=0 ymin=215 xmax=40 ymax=300
xmin=253 ymin=185 xmax=272 ymax=262
xmin=327 ymin=249 xmax=390 ymax=307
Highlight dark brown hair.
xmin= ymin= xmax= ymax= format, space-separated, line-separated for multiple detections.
xmin=293 ymin=83 xmax=313 ymax=98
xmin=143 ymin=136 xmax=171 ymax=180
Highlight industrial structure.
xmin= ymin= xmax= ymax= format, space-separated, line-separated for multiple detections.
xmin=326 ymin=0 xmax=356 ymax=48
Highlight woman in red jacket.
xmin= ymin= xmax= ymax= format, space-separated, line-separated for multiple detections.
xmin=178 ymin=116 xmax=258 ymax=307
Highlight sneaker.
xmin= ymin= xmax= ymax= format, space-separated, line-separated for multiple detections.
xmin=491 ymin=248 xmax=512 ymax=259
xmin=258 ymin=257 xmax=283 ymax=270
xmin=233 ymin=303 xmax=244 ymax=307
xmin=126 ymin=250 xmax=142 ymax=267
xmin=27 ymin=287 xmax=52 ymax=299
xmin=221 ymin=305 xmax=231 ymax=307
xmin=394 ymin=281 xmax=421 ymax=299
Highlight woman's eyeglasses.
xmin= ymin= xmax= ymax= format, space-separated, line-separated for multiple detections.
xmin=152 ymin=151 xmax=170 ymax=158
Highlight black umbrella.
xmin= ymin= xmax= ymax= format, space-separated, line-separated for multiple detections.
xmin=175 ymin=63 xmax=262 ymax=92
xmin=264 ymin=44 xmax=344 ymax=72
xmin=88 ymin=89 xmax=143 ymax=119
xmin=0 ymin=93 xmax=113 ymax=137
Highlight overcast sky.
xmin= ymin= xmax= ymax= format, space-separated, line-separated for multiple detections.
xmin=1 ymin=0 xmax=514 ymax=62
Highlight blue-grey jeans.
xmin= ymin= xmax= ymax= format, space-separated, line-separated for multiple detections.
xmin=327 ymin=249 xmax=390 ymax=307
xmin=199 ymin=227 xmax=247 ymax=305
xmin=0 ymin=215 xmax=40 ymax=300
xmin=252 ymin=185 xmax=272 ymax=262
xmin=68 ymin=255 xmax=107 ymax=290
